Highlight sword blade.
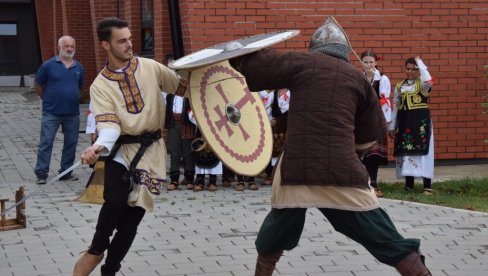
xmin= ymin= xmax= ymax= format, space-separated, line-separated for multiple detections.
xmin=0 ymin=160 xmax=83 ymax=216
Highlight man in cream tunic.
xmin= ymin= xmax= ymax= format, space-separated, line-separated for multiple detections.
xmin=74 ymin=17 xmax=187 ymax=276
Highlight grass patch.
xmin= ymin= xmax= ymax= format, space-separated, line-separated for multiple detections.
xmin=378 ymin=178 xmax=488 ymax=213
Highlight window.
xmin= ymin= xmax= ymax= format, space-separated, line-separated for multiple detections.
xmin=0 ymin=23 xmax=17 ymax=35
xmin=141 ymin=0 xmax=154 ymax=57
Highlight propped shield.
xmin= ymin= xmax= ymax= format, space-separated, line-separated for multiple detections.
xmin=75 ymin=161 xmax=105 ymax=204
xmin=169 ymin=30 xmax=299 ymax=70
xmin=189 ymin=61 xmax=272 ymax=176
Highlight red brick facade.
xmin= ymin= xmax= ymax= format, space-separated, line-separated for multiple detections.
xmin=34 ymin=0 xmax=488 ymax=161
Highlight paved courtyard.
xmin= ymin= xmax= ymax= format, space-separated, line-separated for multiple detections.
xmin=0 ymin=88 xmax=487 ymax=276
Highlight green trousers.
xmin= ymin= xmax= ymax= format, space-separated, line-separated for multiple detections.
xmin=255 ymin=207 xmax=420 ymax=266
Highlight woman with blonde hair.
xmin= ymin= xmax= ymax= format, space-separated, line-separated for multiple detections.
xmin=360 ymin=50 xmax=392 ymax=197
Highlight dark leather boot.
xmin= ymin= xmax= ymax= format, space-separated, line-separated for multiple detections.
xmin=395 ymin=251 xmax=431 ymax=276
xmin=254 ymin=250 xmax=283 ymax=276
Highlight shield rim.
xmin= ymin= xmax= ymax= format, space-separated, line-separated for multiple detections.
xmin=169 ymin=30 xmax=300 ymax=70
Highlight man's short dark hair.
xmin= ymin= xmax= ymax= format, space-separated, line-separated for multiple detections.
xmin=96 ymin=17 xmax=128 ymax=42
xmin=405 ymin=57 xmax=417 ymax=67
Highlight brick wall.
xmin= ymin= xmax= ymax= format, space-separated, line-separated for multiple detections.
xmin=89 ymin=0 xmax=119 ymax=71
xmin=34 ymin=0 xmax=488 ymax=160
xmin=53 ymin=0 xmax=63 ymax=54
xmin=36 ymin=0 xmax=120 ymax=101
xmin=61 ymin=0 xmax=98 ymax=101
xmin=34 ymin=0 xmax=53 ymax=61
xmin=124 ymin=0 xmax=142 ymax=55
xmin=178 ymin=0 xmax=488 ymax=161
xmin=154 ymin=0 xmax=174 ymax=64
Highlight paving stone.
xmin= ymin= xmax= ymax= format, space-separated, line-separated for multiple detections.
xmin=0 ymin=89 xmax=488 ymax=275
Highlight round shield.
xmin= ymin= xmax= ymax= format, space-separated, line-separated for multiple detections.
xmin=189 ymin=61 xmax=272 ymax=176
xmin=169 ymin=30 xmax=300 ymax=70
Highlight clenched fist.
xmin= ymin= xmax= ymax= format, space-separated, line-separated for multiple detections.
xmin=81 ymin=145 xmax=106 ymax=165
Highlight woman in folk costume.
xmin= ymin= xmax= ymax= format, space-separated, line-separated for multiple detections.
xmin=388 ymin=57 xmax=434 ymax=195
xmin=188 ymin=110 xmax=223 ymax=192
xmin=86 ymin=102 xmax=97 ymax=143
xmin=74 ymin=17 xmax=188 ymax=275
xmin=360 ymin=50 xmax=392 ymax=197
xmin=230 ymin=17 xmax=431 ymax=276
xmin=163 ymin=92 xmax=197 ymax=191
xmin=270 ymin=88 xmax=290 ymax=166
xmin=259 ymin=89 xmax=290 ymax=185
xmin=192 ymin=136 xmax=222 ymax=192
xmin=258 ymin=90 xmax=274 ymax=185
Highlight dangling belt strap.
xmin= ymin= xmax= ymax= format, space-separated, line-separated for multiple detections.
xmin=103 ymin=129 xmax=162 ymax=182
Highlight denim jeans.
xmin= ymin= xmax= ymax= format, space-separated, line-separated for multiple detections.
xmin=34 ymin=113 xmax=79 ymax=178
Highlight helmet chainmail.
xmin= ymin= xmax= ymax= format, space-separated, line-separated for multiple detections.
xmin=310 ymin=43 xmax=350 ymax=62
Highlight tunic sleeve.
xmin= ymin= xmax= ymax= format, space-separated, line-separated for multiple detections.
xmin=379 ymin=74 xmax=391 ymax=98
xmin=152 ymin=60 xmax=188 ymax=97
xmin=85 ymin=102 xmax=96 ymax=134
xmin=415 ymin=57 xmax=433 ymax=94
xmin=379 ymin=74 xmax=392 ymax=123
xmin=91 ymin=84 xmax=121 ymax=133
xmin=389 ymin=85 xmax=401 ymax=131
xmin=231 ymin=49 xmax=294 ymax=92
xmin=90 ymin=82 xmax=121 ymax=152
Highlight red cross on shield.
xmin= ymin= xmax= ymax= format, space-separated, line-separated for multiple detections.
xmin=188 ymin=61 xmax=273 ymax=176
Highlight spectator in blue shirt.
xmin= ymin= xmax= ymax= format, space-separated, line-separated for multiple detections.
xmin=34 ymin=35 xmax=84 ymax=185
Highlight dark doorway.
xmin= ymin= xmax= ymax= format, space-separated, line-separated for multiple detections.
xmin=0 ymin=1 xmax=41 ymax=76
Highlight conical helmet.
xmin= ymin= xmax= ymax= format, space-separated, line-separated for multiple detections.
xmin=309 ymin=17 xmax=350 ymax=62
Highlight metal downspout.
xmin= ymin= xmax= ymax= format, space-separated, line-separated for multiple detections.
xmin=167 ymin=0 xmax=184 ymax=59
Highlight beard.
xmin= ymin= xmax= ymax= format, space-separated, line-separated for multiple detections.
xmin=59 ymin=49 xmax=75 ymax=59
xmin=111 ymin=47 xmax=133 ymax=63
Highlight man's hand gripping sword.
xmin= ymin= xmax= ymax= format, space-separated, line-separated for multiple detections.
xmin=1 ymin=146 xmax=104 ymax=216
